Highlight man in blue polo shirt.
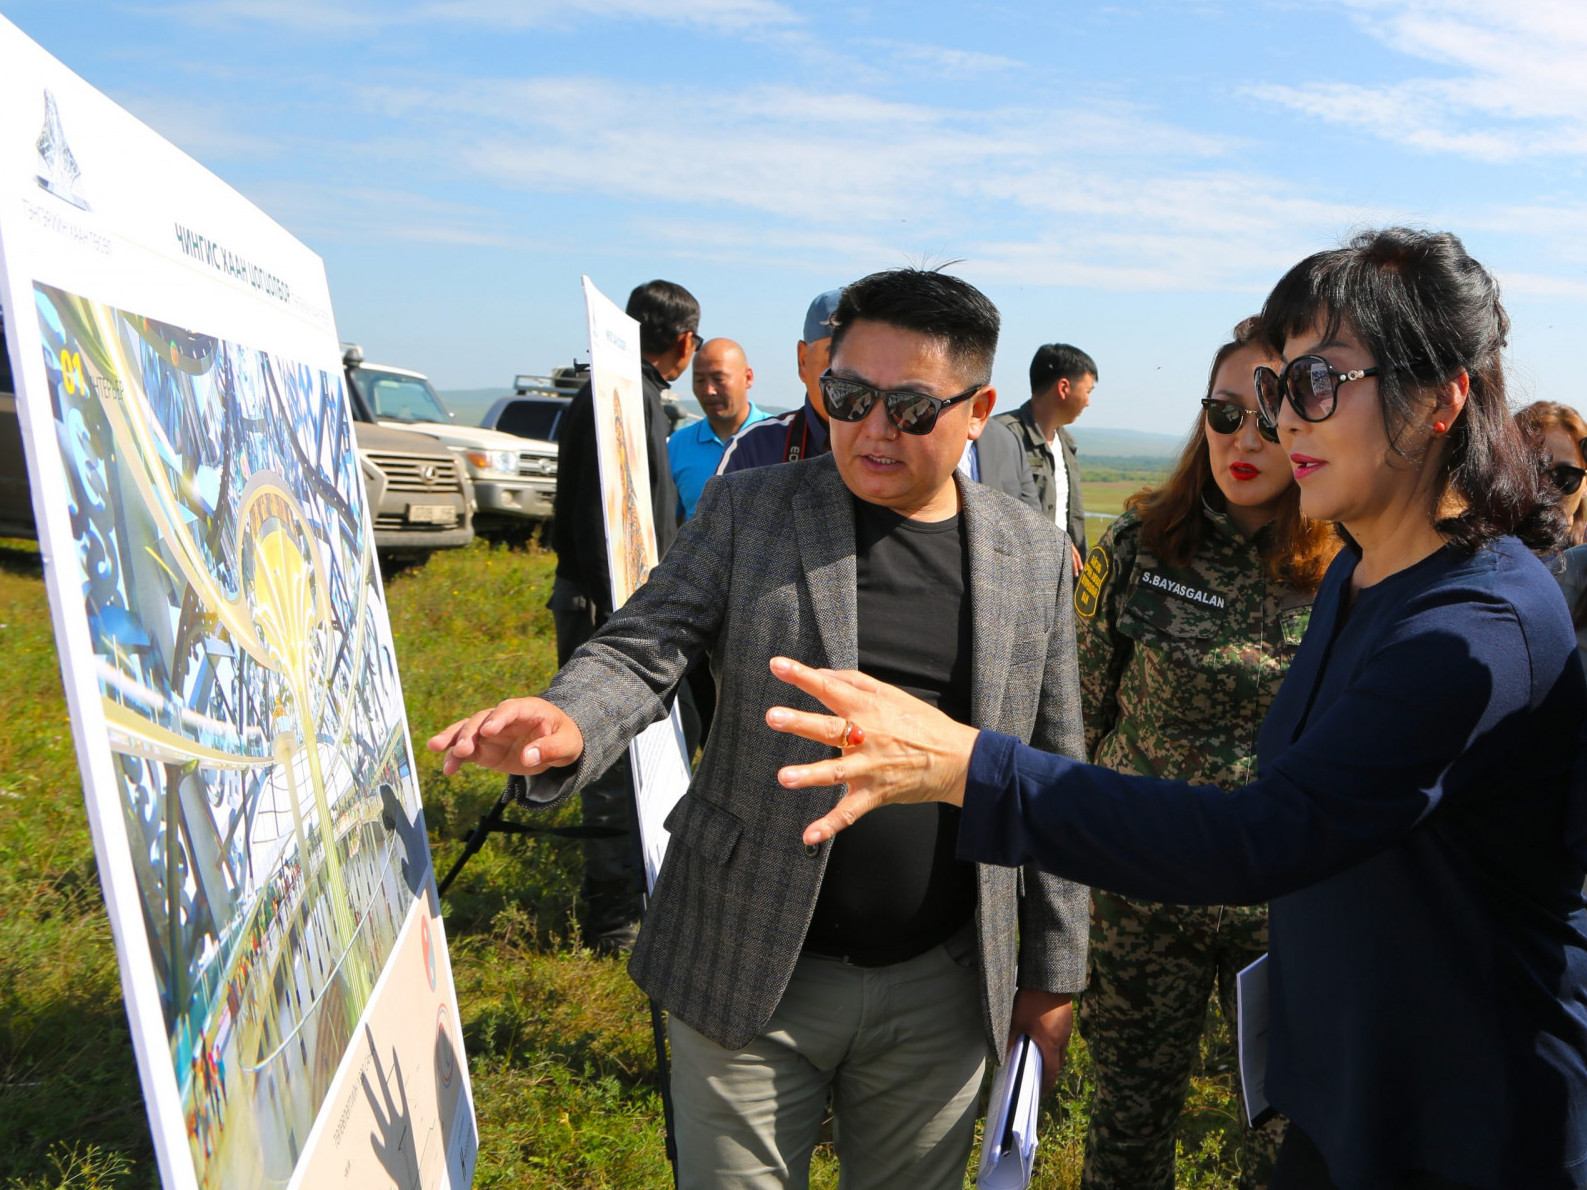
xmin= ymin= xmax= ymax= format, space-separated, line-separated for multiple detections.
xmin=669 ymin=337 xmax=770 ymax=520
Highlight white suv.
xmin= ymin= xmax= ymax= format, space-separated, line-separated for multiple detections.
xmin=343 ymin=346 xmax=557 ymax=529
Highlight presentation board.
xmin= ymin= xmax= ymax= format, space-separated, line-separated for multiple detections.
xmin=581 ymin=277 xmax=690 ymax=891
xmin=0 ymin=17 xmax=476 ymax=1189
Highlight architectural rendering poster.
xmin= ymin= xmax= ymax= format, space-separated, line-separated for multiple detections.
xmin=581 ymin=277 xmax=689 ymax=891
xmin=0 ymin=18 xmax=476 ymax=1190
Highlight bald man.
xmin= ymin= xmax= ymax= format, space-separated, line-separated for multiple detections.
xmin=669 ymin=338 xmax=772 ymax=520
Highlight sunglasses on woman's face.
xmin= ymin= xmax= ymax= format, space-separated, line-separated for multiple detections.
xmin=819 ymin=370 xmax=984 ymax=435
xmin=1542 ymin=438 xmax=1587 ymax=496
xmin=1253 ymin=355 xmax=1381 ymax=425
xmin=1202 ymin=397 xmax=1279 ymax=444
xmin=1547 ymin=465 xmax=1586 ymax=496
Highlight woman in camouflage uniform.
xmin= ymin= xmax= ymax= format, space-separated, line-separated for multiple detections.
xmin=1075 ymin=318 xmax=1338 ymax=1190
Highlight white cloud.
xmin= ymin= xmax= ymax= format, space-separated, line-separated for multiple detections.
xmin=867 ymin=40 xmax=1026 ymax=75
xmin=1494 ymin=271 xmax=1587 ymax=300
xmin=1252 ymin=0 xmax=1587 ymax=160
xmin=142 ymin=0 xmax=797 ymax=34
xmin=331 ymin=73 xmax=1386 ymax=291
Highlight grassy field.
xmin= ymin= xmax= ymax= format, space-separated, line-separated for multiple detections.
xmin=0 ymin=524 xmax=1250 ymax=1190
xmin=1081 ymin=465 xmax=1169 ymax=533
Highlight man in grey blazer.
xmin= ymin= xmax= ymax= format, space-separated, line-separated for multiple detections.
xmin=969 ymin=414 xmax=1042 ymax=511
xmin=432 ymin=269 xmax=1088 ymax=1190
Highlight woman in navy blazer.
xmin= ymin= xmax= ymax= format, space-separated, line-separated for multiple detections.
xmin=768 ymin=229 xmax=1587 ymax=1190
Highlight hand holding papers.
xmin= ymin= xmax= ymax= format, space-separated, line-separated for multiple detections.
xmin=977 ymin=1034 xmax=1043 ymax=1190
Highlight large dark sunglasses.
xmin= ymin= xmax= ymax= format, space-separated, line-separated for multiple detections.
xmin=819 ymin=370 xmax=984 ymax=435
xmin=1202 ymin=397 xmax=1279 ymax=444
xmin=1547 ymin=464 xmax=1587 ymax=497
xmin=1541 ymin=438 xmax=1587 ymax=495
xmin=1254 ymin=355 xmax=1381 ymax=425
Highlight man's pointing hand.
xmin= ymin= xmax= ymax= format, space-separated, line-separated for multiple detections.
xmin=427 ymin=697 xmax=585 ymax=777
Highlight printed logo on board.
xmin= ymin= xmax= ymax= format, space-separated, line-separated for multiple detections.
xmin=35 ymin=90 xmax=90 ymax=212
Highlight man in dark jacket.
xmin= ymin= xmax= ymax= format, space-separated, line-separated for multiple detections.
xmin=548 ymin=278 xmax=699 ymax=951
xmin=995 ymin=343 xmax=1096 ymax=575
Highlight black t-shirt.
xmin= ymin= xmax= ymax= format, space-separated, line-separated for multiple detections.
xmin=802 ymin=498 xmax=978 ymax=966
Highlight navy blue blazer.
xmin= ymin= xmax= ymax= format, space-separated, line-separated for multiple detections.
xmin=960 ymin=535 xmax=1587 ymax=1189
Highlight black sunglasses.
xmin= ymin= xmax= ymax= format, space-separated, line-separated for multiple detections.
xmin=1202 ymin=397 xmax=1279 ymax=444
xmin=1254 ymin=355 xmax=1381 ymax=425
xmin=819 ymin=370 xmax=984 ymax=435
xmin=1547 ymin=464 xmax=1586 ymax=497
xmin=1541 ymin=438 xmax=1587 ymax=496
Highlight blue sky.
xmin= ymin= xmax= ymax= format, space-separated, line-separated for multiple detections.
xmin=7 ymin=0 xmax=1587 ymax=431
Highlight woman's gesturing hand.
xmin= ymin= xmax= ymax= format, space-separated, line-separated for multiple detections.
xmin=765 ymin=657 xmax=980 ymax=846
xmin=426 ymin=697 xmax=585 ymax=776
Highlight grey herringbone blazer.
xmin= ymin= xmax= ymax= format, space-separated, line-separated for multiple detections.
xmin=526 ymin=453 xmax=1089 ymax=1054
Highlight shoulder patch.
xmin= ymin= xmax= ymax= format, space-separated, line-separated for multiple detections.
xmin=1074 ymin=544 xmax=1110 ymax=618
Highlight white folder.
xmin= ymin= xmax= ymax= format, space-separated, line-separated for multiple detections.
xmin=1237 ymin=953 xmax=1275 ymax=1128
xmin=976 ymin=1034 xmax=1043 ymax=1189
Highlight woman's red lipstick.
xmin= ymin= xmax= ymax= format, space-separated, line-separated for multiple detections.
xmin=1230 ymin=462 xmax=1260 ymax=482
xmin=1291 ymin=453 xmax=1325 ymax=479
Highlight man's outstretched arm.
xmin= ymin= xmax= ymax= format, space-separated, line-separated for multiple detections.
xmin=428 ymin=473 xmax=738 ymax=803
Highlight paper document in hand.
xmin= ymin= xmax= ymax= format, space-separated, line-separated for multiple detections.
xmin=1237 ymin=953 xmax=1275 ymax=1128
xmin=631 ymin=710 xmax=691 ymax=892
xmin=976 ymin=1034 xmax=1043 ymax=1190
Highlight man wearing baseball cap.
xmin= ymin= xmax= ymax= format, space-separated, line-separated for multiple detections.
xmin=717 ymin=289 xmax=841 ymax=474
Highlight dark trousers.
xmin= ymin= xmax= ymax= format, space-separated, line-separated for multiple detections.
xmin=1270 ymin=1126 xmax=1475 ymax=1190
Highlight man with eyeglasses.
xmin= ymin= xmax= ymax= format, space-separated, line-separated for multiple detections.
xmin=433 ymin=267 xmax=1089 ymax=1189
xmin=721 ymin=288 xmax=1043 ymax=515
xmin=997 ymin=343 xmax=1098 ymax=576
xmin=548 ymin=277 xmax=700 ymax=954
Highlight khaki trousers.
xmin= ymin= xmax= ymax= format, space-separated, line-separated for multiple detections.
xmin=666 ymin=933 xmax=987 ymax=1190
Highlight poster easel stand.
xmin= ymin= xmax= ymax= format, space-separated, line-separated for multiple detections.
xmin=434 ymin=774 xmax=681 ymax=1188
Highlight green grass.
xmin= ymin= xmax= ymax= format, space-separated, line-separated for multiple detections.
xmin=1080 ymin=463 xmax=1170 ymax=531
xmin=0 ymin=537 xmax=1253 ymax=1189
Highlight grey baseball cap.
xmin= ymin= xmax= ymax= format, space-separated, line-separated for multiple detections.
xmin=802 ymin=289 xmax=843 ymax=343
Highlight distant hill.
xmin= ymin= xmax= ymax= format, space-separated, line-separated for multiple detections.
xmin=1071 ymin=426 xmax=1186 ymax=458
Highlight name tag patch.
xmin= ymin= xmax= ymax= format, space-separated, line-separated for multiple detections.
xmin=1139 ymin=570 xmax=1226 ymax=610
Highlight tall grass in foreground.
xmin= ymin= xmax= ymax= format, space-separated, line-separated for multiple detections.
xmin=0 ymin=531 xmax=1247 ymax=1188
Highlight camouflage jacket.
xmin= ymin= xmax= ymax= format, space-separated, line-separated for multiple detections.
xmin=1075 ymin=502 xmax=1314 ymax=791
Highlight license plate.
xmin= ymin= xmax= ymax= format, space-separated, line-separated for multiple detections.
xmin=406 ymin=503 xmax=458 ymax=526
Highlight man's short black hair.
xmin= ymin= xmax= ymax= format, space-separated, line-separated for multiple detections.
xmin=1029 ymin=343 xmax=1097 ymax=396
xmin=829 ymin=268 xmax=999 ymax=384
xmin=627 ymin=280 xmax=700 ymax=357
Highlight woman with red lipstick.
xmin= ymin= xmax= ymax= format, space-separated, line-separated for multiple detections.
xmin=1517 ymin=401 xmax=1587 ymax=547
xmin=768 ymin=229 xmax=1587 ymax=1190
xmin=1075 ymin=318 xmax=1337 ymax=1190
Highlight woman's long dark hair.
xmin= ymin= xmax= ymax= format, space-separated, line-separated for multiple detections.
xmin=1128 ymin=317 xmax=1338 ymax=592
xmin=1257 ymin=228 xmax=1566 ymax=554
